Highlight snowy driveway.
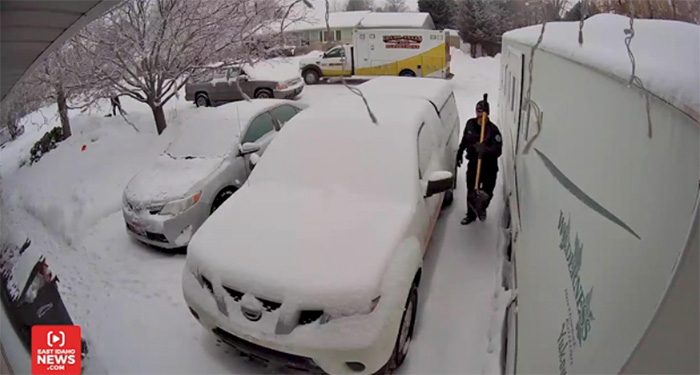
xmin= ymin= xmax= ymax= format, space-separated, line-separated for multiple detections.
xmin=0 ymin=50 xmax=504 ymax=374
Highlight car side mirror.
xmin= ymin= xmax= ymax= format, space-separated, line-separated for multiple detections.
xmin=425 ymin=171 xmax=453 ymax=198
xmin=249 ymin=153 xmax=260 ymax=169
xmin=239 ymin=142 xmax=260 ymax=156
xmin=272 ymin=120 xmax=282 ymax=132
xmin=239 ymin=75 xmax=249 ymax=81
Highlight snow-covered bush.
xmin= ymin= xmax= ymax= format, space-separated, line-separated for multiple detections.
xmin=29 ymin=127 xmax=64 ymax=165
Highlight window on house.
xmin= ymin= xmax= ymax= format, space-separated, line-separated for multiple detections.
xmin=335 ymin=30 xmax=342 ymax=41
xmin=319 ymin=30 xmax=324 ymax=42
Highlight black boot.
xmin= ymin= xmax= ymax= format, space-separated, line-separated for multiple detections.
xmin=478 ymin=209 xmax=487 ymax=222
xmin=461 ymin=214 xmax=476 ymax=225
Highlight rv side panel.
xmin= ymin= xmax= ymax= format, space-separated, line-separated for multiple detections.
xmin=502 ymin=39 xmax=700 ymax=375
xmin=620 ymin=205 xmax=699 ymax=374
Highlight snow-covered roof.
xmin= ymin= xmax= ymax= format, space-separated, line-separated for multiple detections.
xmin=323 ymin=10 xmax=372 ymax=28
xmin=504 ymin=14 xmax=700 ymax=122
xmin=358 ymin=76 xmax=455 ymax=109
xmin=358 ymin=12 xmax=433 ymax=29
xmin=276 ymin=10 xmax=371 ymax=33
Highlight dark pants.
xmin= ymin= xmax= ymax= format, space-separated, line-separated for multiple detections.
xmin=466 ymin=161 xmax=498 ymax=219
xmin=111 ymin=98 xmax=124 ymax=116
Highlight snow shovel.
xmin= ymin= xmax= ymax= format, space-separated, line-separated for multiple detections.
xmin=467 ymin=110 xmax=490 ymax=220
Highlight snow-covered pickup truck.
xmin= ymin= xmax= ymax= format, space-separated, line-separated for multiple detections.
xmin=182 ymin=77 xmax=460 ymax=374
xmin=185 ymin=62 xmax=304 ymax=107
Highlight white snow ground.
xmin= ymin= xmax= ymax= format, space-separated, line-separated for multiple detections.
xmin=0 ymin=49 xmax=507 ymax=374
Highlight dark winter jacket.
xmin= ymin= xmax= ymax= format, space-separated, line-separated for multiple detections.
xmin=457 ymin=117 xmax=503 ymax=168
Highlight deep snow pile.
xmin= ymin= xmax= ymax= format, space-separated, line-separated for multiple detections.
xmin=0 ymin=48 xmax=506 ymax=374
xmin=1 ymin=97 xmax=190 ymax=245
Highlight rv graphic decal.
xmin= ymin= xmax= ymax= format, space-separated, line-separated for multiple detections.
xmin=556 ymin=210 xmax=595 ymax=375
xmin=534 ymin=148 xmax=640 ymax=240
xmin=558 ymin=211 xmax=595 ymax=344
xmin=383 ymin=35 xmax=422 ymax=49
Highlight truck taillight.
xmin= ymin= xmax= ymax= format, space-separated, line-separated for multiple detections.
xmin=23 ymin=261 xmax=52 ymax=304
xmin=40 ymin=262 xmax=52 ymax=282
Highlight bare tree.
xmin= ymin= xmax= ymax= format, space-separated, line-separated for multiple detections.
xmin=72 ymin=0 xmax=306 ymax=135
xmin=543 ymin=0 xmax=569 ymax=21
xmin=591 ymin=0 xmax=699 ymax=23
xmin=346 ymin=0 xmax=374 ymax=11
xmin=385 ymin=0 xmax=409 ymax=12
xmin=330 ymin=0 xmax=346 ymax=11
xmin=455 ymin=0 xmax=513 ymax=56
xmin=16 ymin=43 xmax=98 ymax=140
xmin=1 ymin=81 xmax=45 ymax=139
xmin=505 ymin=0 xmax=569 ymax=27
xmin=419 ymin=0 xmax=455 ymax=30
xmin=275 ymin=0 xmax=314 ymax=46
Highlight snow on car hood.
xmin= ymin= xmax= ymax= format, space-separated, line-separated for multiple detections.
xmin=124 ymin=154 xmax=223 ymax=206
xmin=299 ymin=50 xmax=324 ymax=63
xmin=186 ymin=182 xmax=414 ymax=308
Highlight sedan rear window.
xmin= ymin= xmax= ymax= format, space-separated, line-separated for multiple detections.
xmin=242 ymin=113 xmax=276 ymax=144
xmin=269 ymin=105 xmax=299 ymax=127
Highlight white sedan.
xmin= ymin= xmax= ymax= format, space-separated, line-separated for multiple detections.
xmin=122 ymin=99 xmax=307 ymax=249
xmin=183 ymin=78 xmax=459 ymax=374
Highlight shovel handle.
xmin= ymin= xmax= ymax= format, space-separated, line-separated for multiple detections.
xmin=474 ymin=112 xmax=488 ymax=190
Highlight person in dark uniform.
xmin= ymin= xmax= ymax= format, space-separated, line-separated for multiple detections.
xmin=110 ymin=95 xmax=126 ymax=116
xmin=456 ymin=94 xmax=503 ymax=225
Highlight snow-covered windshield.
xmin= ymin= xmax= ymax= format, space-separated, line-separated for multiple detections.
xmin=249 ymin=96 xmax=425 ymax=203
xmin=165 ymin=112 xmax=239 ymax=159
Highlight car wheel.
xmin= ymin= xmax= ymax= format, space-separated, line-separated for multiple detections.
xmin=399 ymin=69 xmax=416 ymax=77
xmin=195 ymin=94 xmax=210 ymax=108
xmin=376 ymin=282 xmax=417 ymax=374
xmin=210 ymin=188 xmax=236 ymax=214
xmin=254 ymin=89 xmax=273 ymax=99
xmin=303 ymin=69 xmax=319 ymax=85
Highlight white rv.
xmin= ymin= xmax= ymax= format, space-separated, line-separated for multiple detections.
xmin=298 ymin=28 xmax=451 ymax=84
xmin=498 ymin=14 xmax=699 ymax=374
